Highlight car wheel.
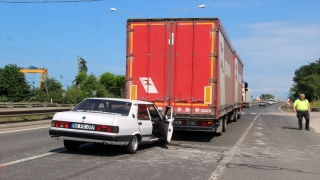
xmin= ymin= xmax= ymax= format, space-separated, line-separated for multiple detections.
xmin=125 ymin=135 xmax=139 ymax=154
xmin=64 ymin=140 xmax=81 ymax=150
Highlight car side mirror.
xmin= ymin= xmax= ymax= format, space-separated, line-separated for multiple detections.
xmin=132 ymin=114 xmax=135 ymax=119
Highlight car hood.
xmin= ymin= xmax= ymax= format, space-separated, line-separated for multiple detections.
xmin=53 ymin=111 xmax=122 ymax=125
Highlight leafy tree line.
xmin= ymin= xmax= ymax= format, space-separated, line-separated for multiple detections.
xmin=291 ymin=58 xmax=320 ymax=102
xmin=260 ymin=94 xmax=274 ymax=100
xmin=0 ymin=63 xmax=126 ymax=103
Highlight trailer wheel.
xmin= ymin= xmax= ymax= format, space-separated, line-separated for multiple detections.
xmin=222 ymin=116 xmax=227 ymax=132
xmin=227 ymin=112 xmax=233 ymax=123
xmin=237 ymin=110 xmax=241 ymax=119
xmin=233 ymin=110 xmax=238 ymax=122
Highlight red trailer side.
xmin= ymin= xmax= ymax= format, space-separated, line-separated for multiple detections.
xmin=126 ymin=18 xmax=244 ymax=134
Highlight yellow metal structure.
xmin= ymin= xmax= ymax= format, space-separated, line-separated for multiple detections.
xmin=19 ymin=68 xmax=49 ymax=89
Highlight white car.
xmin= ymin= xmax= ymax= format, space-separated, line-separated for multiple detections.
xmin=49 ymin=98 xmax=174 ymax=154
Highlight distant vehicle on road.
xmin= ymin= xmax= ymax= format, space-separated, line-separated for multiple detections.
xmin=259 ymin=101 xmax=266 ymax=106
xmin=268 ymin=99 xmax=274 ymax=105
xmin=243 ymin=88 xmax=251 ymax=108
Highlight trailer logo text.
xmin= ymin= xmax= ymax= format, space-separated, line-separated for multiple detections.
xmin=139 ymin=77 xmax=158 ymax=93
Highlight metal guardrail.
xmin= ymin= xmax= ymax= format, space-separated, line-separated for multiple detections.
xmin=0 ymin=107 xmax=73 ymax=116
xmin=0 ymin=103 xmax=73 ymax=109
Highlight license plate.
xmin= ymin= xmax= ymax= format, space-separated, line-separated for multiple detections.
xmin=173 ymin=121 xmax=182 ymax=125
xmin=72 ymin=123 xmax=95 ymax=130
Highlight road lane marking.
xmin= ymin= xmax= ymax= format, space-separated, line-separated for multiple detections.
xmin=250 ymin=113 xmax=257 ymax=114
xmin=0 ymin=149 xmax=65 ymax=169
xmin=0 ymin=126 xmax=50 ymax=134
xmin=208 ymin=113 xmax=261 ymax=180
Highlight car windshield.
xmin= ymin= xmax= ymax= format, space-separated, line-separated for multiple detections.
xmin=72 ymin=99 xmax=132 ymax=116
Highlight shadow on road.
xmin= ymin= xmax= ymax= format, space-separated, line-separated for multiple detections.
xmin=49 ymin=142 xmax=170 ymax=157
xmin=282 ymin=127 xmax=300 ymax=130
xmin=171 ymin=130 xmax=216 ymax=142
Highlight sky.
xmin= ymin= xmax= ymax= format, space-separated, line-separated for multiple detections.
xmin=0 ymin=0 xmax=319 ymax=100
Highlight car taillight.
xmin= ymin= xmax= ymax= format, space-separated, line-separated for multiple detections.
xmin=197 ymin=121 xmax=212 ymax=126
xmin=52 ymin=121 xmax=70 ymax=128
xmin=96 ymin=125 xmax=119 ymax=133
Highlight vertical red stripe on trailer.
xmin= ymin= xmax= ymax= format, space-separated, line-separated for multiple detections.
xmin=192 ymin=22 xmax=213 ymax=106
xmin=173 ymin=22 xmax=193 ymax=113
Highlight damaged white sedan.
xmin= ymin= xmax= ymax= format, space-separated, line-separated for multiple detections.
xmin=49 ymin=98 xmax=174 ymax=154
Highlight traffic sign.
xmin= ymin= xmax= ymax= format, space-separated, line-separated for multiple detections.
xmin=285 ymin=92 xmax=290 ymax=98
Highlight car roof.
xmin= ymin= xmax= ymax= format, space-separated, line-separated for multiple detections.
xmin=85 ymin=98 xmax=154 ymax=105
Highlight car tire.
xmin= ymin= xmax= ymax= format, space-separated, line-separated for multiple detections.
xmin=64 ymin=140 xmax=81 ymax=150
xmin=125 ymin=135 xmax=139 ymax=154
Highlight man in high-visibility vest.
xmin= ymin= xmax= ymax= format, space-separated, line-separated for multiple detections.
xmin=293 ymin=94 xmax=311 ymax=130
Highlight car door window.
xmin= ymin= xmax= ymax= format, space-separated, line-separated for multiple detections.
xmin=147 ymin=105 xmax=161 ymax=121
xmin=137 ymin=105 xmax=150 ymax=120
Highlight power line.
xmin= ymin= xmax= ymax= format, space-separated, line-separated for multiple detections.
xmin=0 ymin=0 xmax=105 ymax=3
xmin=0 ymin=50 xmax=75 ymax=60
xmin=0 ymin=45 xmax=75 ymax=56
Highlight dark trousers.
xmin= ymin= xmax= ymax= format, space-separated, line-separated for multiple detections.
xmin=297 ymin=111 xmax=310 ymax=128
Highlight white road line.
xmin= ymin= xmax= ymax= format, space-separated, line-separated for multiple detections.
xmin=250 ymin=113 xmax=257 ymax=114
xmin=208 ymin=113 xmax=261 ymax=180
xmin=0 ymin=126 xmax=50 ymax=134
xmin=0 ymin=149 xmax=65 ymax=168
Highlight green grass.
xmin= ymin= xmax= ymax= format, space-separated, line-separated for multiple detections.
xmin=0 ymin=114 xmax=54 ymax=123
xmin=281 ymin=100 xmax=320 ymax=112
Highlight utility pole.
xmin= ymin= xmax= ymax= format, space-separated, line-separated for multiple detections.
xmin=77 ymin=55 xmax=81 ymax=73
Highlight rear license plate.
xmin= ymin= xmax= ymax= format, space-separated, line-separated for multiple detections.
xmin=72 ymin=123 xmax=95 ymax=130
xmin=173 ymin=120 xmax=182 ymax=125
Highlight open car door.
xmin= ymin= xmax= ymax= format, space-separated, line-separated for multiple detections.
xmin=158 ymin=106 xmax=174 ymax=143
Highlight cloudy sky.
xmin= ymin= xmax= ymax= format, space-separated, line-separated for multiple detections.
xmin=0 ymin=0 xmax=319 ymax=99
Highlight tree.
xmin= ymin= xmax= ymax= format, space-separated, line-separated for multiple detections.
xmin=80 ymin=73 xmax=104 ymax=98
xmin=79 ymin=57 xmax=88 ymax=73
xmin=291 ymin=59 xmax=320 ymax=101
xmin=113 ymin=75 xmax=126 ymax=98
xmin=73 ymin=75 xmax=81 ymax=103
xmin=37 ymin=77 xmax=63 ymax=102
xmin=0 ymin=64 xmax=30 ymax=102
xmin=99 ymin=72 xmax=116 ymax=97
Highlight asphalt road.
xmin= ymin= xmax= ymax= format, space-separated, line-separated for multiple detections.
xmin=1 ymin=103 xmax=319 ymax=180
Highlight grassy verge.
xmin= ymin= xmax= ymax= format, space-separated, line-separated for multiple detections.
xmin=0 ymin=114 xmax=54 ymax=124
xmin=281 ymin=100 xmax=320 ymax=113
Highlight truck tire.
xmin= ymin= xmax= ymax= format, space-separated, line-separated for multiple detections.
xmin=237 ymin=110 xmax=241 ymax=119
xmin=222 ymin=116 xmax=227 ymax=132
xmin=233 ymin=109 xmax=238 ymax=122
xmin=227 ymin=112 xmax=233 ymax=123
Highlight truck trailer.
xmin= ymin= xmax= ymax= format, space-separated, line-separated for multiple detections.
xmin=243 ymin=88 xmax=251 ymax=108
xmin=125 ymin=18 xmax=246 ymax=135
